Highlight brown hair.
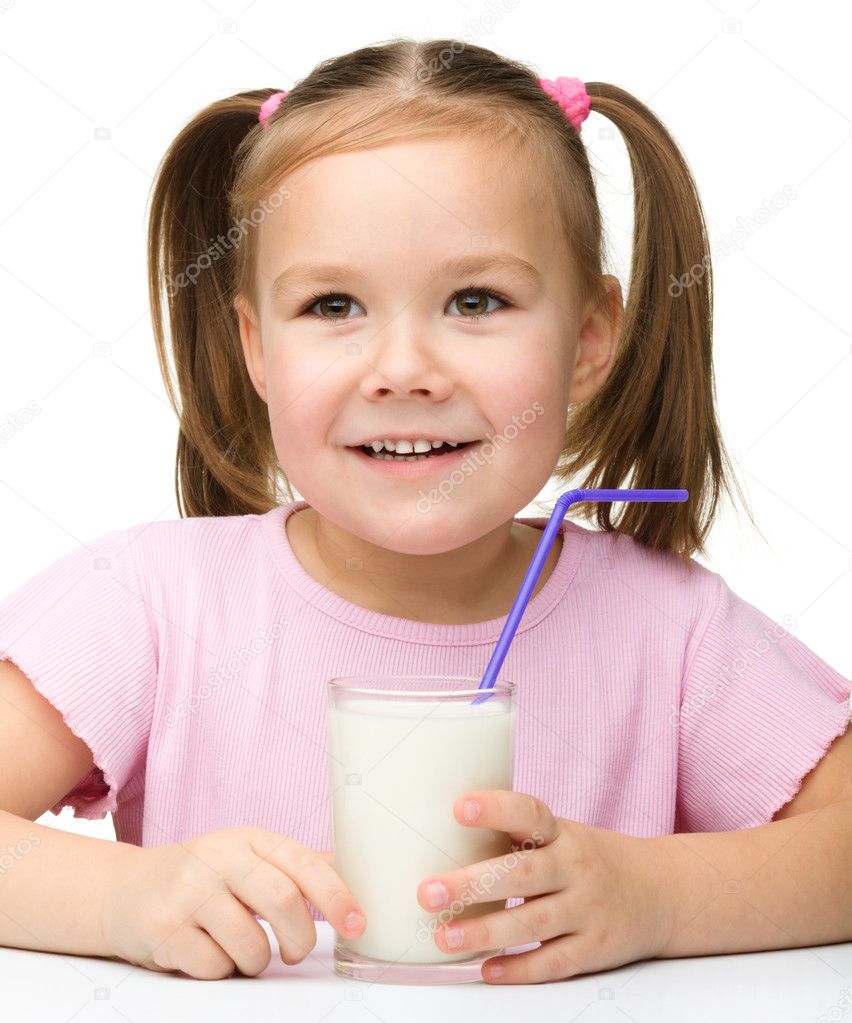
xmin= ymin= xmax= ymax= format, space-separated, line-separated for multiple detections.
xmin=147 ymin=36 xmax=758 ymax=569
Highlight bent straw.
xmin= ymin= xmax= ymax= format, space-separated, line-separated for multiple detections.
xmin=472 ymin=489 xmax=689 ymax=705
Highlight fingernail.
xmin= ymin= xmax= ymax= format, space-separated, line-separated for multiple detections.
xmin=344 ymin=911 xmax=365 ymax=934
xmin=462 ymin=798 xmax=480 ymax=822
xmin=425 ymin=881 xmax=448 ymax=908
xmin=443 ymin=925 xmax=464 ymax=949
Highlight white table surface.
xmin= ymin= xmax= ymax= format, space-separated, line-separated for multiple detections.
xmin=2 ymin=920 xmax=850 ymax=1022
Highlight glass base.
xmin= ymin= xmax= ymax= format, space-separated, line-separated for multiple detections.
xmin=333 ymin=941 xmax=504 ymax=985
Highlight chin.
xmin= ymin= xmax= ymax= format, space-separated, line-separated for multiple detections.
xmin=369 ymin=506 xmax=472 ymax=555
xmin=312 ymin=497 xmax=476 ymax=556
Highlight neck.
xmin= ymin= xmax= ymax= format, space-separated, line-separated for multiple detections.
xmin=285 ymin=505 xmax=562 ymax=625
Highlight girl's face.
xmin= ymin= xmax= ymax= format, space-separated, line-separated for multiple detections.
xmin=236 ymin=134 xmax=620 ymax=555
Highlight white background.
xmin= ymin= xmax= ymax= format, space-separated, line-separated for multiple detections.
xmin=0 ymin=0 xmax=849 ymax=852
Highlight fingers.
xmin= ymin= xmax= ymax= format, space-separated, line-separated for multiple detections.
xmin=431 ymin=892 xmax=572 ymax=962
xmin=453 ymin=790 xmax=561 ymax=847
xmin=193 ymin=889 xmax=272 ymax=976
xmin=248 ymin=833 xmax=366 ymax=942
xmin=138 ymin=957 xmax=172 ymax=973
xmin=157 ymin=925 xmax=237 ymax=980
xmin=223 ymin=854 xmax=318 ymax=965
xmin=417 ymin=792 xmax=565 ymax=915
xmin=141 ymin=961 xmax=174 ymax=974
xmin=417 ymin=844 xmax=556 ymax=911
xmin=482 ymin=932 xmax=589 ymax=984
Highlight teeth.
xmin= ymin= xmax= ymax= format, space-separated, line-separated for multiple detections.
xmin=374 ymin=452 xmax=429 ymax=461
xmin=364 ymin=437 xmax=464 ymax=454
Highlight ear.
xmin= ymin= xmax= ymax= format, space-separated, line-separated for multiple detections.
xmin=568 ymin=275 xmax=623 ymax=405
xmin=234 ymin=294 xmax=267 ymax=404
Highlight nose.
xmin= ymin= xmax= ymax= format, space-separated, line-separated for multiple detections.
xmin=355 ymin=320 xmax=453 ymax=401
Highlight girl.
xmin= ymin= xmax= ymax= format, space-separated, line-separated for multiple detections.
xmin=0 ymin=38 xmax=850 ymax=985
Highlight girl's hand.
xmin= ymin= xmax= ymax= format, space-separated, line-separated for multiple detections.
xmin=100 ymin=828 xmax=366 ymax=979
xmin=416 ymin=790 xmax=675 ymax=984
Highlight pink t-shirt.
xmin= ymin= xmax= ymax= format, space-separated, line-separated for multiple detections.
xmin=1 ymin=499 xmax=850 ymax=922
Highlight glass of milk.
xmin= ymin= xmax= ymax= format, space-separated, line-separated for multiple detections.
xmin=327 ymin=673 xmax=516 ymax=985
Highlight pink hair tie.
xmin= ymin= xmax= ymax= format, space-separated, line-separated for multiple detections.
xmin=258 ymin=90 xmax=288 ymax=129
xmin=538 ymin=77 xmax=590 ymax=131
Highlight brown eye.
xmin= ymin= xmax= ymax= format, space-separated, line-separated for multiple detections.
xmin=312 ymin=294 xmax=356 ymax=319
xmin=448 ymin=289 xmax=506 ymax=320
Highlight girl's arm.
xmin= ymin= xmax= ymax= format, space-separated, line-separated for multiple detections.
xmin=0 ymin=806 xmax=130 ymax=957
xmin=0 ymin=659 xmax=96 ymax=819
xmin=656 ymin=725 xmax=852 ymax=956
xmin=0 ymin=658 xmax=130 ymax=957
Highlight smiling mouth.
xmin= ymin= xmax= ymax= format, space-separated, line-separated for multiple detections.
xmin=348 ymin=440 xmax=477 ymax=462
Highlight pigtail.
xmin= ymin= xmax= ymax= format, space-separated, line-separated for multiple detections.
xmin=147 ymin=88 xmax=293 ymax=518
xmin=555 ymin=83 xmax=758 ymax=567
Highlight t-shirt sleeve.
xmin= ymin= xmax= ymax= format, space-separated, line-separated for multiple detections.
xmin=0 ymin=524 xmax=157 ymax=820
xmin=675 ymin=572 xmax=852 ymax=833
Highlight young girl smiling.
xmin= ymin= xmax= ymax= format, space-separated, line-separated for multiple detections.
xmin=0 ymin=38 xmax=849 ymax=984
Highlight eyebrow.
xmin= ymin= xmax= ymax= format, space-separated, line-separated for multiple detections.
xmin=270 ymin=252 xmax=542 ymax=297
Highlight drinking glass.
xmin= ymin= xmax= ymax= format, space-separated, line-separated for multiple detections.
xmin=327 ymin=674 xmax=516 ymax=984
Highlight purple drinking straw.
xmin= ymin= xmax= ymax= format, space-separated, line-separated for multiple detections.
xmin=471 ymin=488 xmax=689 ymax=704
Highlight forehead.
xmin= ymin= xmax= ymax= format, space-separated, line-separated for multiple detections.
xmin=256 ymin=134 xmax=569 ymax=283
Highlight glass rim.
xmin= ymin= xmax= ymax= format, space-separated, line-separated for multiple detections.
xmin=327 ymin=673 xmax=515 ymax=698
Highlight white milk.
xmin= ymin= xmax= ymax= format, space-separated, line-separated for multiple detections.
xmin=328 ymin=694 xmax=515 ymax=964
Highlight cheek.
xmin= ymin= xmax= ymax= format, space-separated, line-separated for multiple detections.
xmin=475 ymin=351 xmax=568 ymax=445
xmin=262 ymin=343 xmax=341 ymax=465
xmin=476 ymin=350 xmax=570 ymax=488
